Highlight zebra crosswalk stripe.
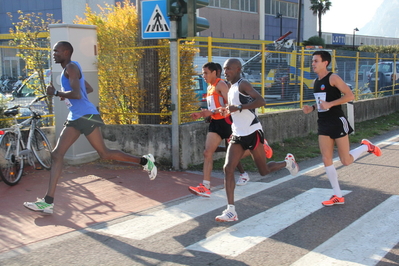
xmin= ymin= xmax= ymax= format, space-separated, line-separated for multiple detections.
xmin=97 ymin=182 xmax=274 ymax=240
xmin=291 ymin=195 xmax=399 ymax=266
xmin=186 ymin=188 xmax=351 ymax=257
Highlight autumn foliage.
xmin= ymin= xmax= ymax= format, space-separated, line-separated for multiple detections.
xmin=8 ymin=11 xmax=58 ymax=117
xmin=75 ymin=0 xmax=200 ymax=125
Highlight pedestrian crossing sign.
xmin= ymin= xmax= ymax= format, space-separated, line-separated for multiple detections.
xmin=141 ymin=0 xmax=171 ymax=39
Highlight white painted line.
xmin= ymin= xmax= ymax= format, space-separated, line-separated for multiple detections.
xmin=186 ymin=188 xmax=351 ymax=257
xmin=382 ymin=133 xmax=399 ymax=143
xmin=379 ymin=141 xmax=399 ymax=146
xmin=291 ymin=195 xmax=399 ymax=266
xmin=96 ymin=135 xmax=395 ymax=243
xmin=97 ymin=182 xmax=274 ymax=240
xmin=95 ymin=161 xmax=342 ymax=241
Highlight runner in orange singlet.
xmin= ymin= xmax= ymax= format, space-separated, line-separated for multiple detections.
xmin=188 ymin=62 xmax=249 ymax=197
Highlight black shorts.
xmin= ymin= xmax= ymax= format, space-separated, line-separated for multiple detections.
xmin=209 ymin=118 xmax=232 ymax=139
xmin=318 ymin=116 xmax=353 ymax=139
xmin=229 ymin=130 xmax=264 ymax=150
xmin=64 ymin=114 xmax=104 ymax=136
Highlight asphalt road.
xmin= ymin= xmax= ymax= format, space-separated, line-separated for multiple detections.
xmin=0 ymin=129 xmax=398 ymax=265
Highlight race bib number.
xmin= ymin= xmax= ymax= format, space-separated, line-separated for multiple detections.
xmin=313 ymin=92 xmax=329 ymax=112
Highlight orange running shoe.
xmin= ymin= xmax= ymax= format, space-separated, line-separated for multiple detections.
xmin=263 ymin=139 xmax=273 ymax=159
xmin=322 ymin=195 xmax=345 ymax=206
xmin=188 ymin=183 xmax=211 ymax=198
xmin=361 ymin=139 xmax=382 ymax=157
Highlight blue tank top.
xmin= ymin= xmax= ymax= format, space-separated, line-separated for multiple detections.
xmin=60 ymin=61 xmax=99 ymax=120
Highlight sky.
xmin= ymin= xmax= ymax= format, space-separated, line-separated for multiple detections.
xmin=322 ymin=0 xmax=384 ymax=34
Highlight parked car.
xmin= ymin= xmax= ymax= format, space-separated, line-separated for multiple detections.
xmin=191 ymin=75 xmax=208 ymax=108
xmin=6 ymin=70 xmax=51 ymax=118
xmin=368 ymin=61 xmax=399 ymax=91
xmin=350 ymin=64 xmax=372 ymax=82
xmin=12 ymin=69 xmax=51 ymax=98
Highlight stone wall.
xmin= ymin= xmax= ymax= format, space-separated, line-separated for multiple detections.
xmin=45 ymin=95 xmax=399 ymax=169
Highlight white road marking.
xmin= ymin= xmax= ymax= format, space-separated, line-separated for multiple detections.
xmin=96 ymin=135 xmax=398 ymax=254
xmin=291 ymin=195 xmax=399 ymax=266
xmin=97 ymin=182 xmax=274 ymax=240
xmin=94 ymin=146 xmax=362 ymax=241
xmin=379 ymin=141 xmax=399 ymax=146
xmin=186 ymin=188 xmax=351 ymax=257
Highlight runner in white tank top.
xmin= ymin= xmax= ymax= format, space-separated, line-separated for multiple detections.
xmin=214 ymin=58 xmax=299 ymax=222
xmin=228 ymin=77 xmax=262 ymax=137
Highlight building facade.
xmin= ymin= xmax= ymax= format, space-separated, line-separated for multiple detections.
xmin=199 ymin=0 xmax=316 ymax=42
xmin=0 ymin=0 xmax=118 ymax=78
xmin=0 ymin=0 xmax=397 ymax=79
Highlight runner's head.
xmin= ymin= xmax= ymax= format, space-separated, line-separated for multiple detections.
xmin=202 ymin=62 xmax=218 ymax=83
xmin=312 ymin=51 xmax=331 ymax=66
xmin=223 ymin=58 xmax=242 ymax=83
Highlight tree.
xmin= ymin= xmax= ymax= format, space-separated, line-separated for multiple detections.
xmin=309 ymin=0 xmax=332 ymax=38
xmin=157 ymin=39 xmax=199 ymax=124
xmin=302 ymin=35 xmax=325 ymax=47
xmin=7 ymin=11 xmax=59 ymax=120
xmin=358 ymin=45 xmax=399 ymax=54
xmin=75 ymin=0 xmax=199 ymax=125
xmin=75 ymin=1 xmax=143 ymax=124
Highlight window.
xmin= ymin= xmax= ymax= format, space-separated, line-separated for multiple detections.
xmin=220 ymin=0 xmax=229 ymax=8
xmin=209 ymin=0 xmax=257 ymax=12
xmin=280 ymin=1 xmax=287 ymax=16
xmin=231 ymin=0 xmax=240 ymax=10
xmin=249 ymin=0 xmax=256 ymax=12
xmin=265 ymin=0 xmax=298 ymax=19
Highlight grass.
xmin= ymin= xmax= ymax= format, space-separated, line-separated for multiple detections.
xmin=187 ymin=111 xmax=399 ymax=172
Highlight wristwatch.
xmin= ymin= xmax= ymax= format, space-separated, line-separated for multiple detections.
xmin=237 ymin=105 xmax=242 ymax=112
xmin=54 ymin=90 xmax=59 ymax=96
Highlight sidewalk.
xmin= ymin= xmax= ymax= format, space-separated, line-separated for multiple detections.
xmin=0 ymin=160 xmax=224 ymax=254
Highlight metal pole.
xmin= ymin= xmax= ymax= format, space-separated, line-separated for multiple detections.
xmin=170 ymin=20 xmax=180 ymax=169
xmin=353 ymin=28 xmax=359 ymax=51
xmin=296 ymin=0 xmax=302 ymax=46
xmin=259 ymin=0 xmax=265 ymax=40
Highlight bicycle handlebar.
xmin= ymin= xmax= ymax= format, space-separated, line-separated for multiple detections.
xmin=6 ymin=95 xmax=48 ymax=111
xmin=28 ymin=95 xmax=48 ymax=106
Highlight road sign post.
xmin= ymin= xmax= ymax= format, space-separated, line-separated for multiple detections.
xmin=170 ymin=22 xmax=179 ymax=169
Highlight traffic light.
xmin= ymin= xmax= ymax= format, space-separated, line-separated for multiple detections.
xmin=177 ymin=0 xmax=210 ymax=38
xmin=167 ymin=0 xmax=187 ymax=19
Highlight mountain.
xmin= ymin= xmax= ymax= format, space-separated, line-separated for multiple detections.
xmin=360 ymin=0 xmax=399 ymax=38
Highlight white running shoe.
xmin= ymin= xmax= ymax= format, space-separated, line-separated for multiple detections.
xmin=24 ymin=198 xmax=54 ymax=214
xmin=215 ymin=205 xmax=238 ymax=222
xmin=285 ymin=153 xmax=299 ymax=176
xmin=143 ymin=154 xmax=157 ymax=180
xmin=236 ymin=172 xmax=250 ymax=186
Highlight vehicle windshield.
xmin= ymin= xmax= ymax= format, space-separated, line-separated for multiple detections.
xmin=370 ymin=63 xmax=392 ymax=73
xmin=359 ymin=65 xmax=371 ymax=72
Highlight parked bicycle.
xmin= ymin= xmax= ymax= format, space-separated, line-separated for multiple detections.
xmin=0 ymin=95 xmax=52 ymax=186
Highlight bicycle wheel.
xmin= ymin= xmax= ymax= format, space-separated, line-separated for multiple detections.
xmin=31 ymin=128 xmax=52 ymax=170
xmin=0 ymin=131 xmax=24 ymax=186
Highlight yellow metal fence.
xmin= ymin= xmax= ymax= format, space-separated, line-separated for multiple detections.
xmin=1 ymin=37 xmax=397 ymax=125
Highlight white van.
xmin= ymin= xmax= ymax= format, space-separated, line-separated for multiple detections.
xmin=13 ymin=69 xmax=51 ymax=98
xmin=368 ymin=61 xmax=399 ymax=91
xmin=7 ymin=69 xmax=51 ymax=115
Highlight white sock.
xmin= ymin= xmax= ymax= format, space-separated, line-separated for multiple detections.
xmin=228 ymin=204 xmax=235 ymax=210
xmin=202 ymin=180 xmax=210 ymax=189
xmin=349 ymin=144 xmax=368 ymax=161
xmin=284 ymin=158 xmax=290 ymax=169
xmin=325 ymin=165 xmax=342 ymax=197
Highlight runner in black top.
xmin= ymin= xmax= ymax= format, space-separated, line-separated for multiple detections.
xmin=303 ymin=51 xmax=382 ymax=207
